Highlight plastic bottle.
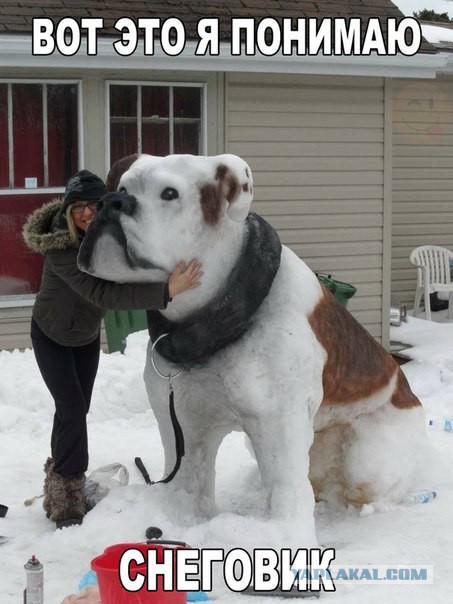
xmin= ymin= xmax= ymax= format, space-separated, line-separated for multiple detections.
xmin=84 ymin=463 xmax=129 ymax=509
xmin=403 ymin=490 xmax=437 ymax=504
xmin=24 ymin=555 xmax=43 ymax=604
xmin=428 ymin=418 xmax=453 ymax=432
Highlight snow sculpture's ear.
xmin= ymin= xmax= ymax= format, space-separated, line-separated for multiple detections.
xmin=106 ymin=154 xmax=139 ymax=192
xmin=199 ymin=154 xmax=254 ymax=225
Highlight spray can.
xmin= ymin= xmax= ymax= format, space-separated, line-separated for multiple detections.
xmin=24 ymin=555 xmax=43 ymax=604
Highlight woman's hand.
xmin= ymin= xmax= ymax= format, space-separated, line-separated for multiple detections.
xmin=168 ymin=260 xmax=203 ymax=298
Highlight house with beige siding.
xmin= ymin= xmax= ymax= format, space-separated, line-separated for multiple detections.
xmin=0 ymin=1 xmax=446 ymax=351
xmin=392 ymin=23 xmax=453 ymax=309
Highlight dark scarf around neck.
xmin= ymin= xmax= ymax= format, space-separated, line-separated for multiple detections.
xmin=147 ymin=212 xmax=282 ymax=366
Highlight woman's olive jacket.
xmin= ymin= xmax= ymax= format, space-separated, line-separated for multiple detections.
xmin=23 ymin=200 xmax=168 ymax=347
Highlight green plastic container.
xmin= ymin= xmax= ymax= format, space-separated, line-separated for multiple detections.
xmin=104 ymin=310 xmax=148 ymax=353
xmin=316 ymin=273 xmax=357 ymax=307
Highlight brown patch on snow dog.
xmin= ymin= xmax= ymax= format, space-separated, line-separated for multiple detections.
xmin=309 ymin=289 xmax=421 ymax=409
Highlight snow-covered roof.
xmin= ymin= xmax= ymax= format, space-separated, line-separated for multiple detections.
xmin=421 ymin=22 xmax=453 ymax=52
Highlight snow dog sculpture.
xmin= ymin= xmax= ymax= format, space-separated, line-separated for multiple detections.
xmin=78 ymin=153 xmax=428 ymax=549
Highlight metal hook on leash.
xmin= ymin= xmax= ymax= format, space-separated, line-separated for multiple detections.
xmin=150 ymin=332 xmax=184 ymax=380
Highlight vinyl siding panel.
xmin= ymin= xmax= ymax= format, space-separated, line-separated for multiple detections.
xmin=0 ymin=306 xmax=33 ymax=350
xmin=0 ymin=306 xmax=108 ymax=351
xmin=392 ymin=76 xmax=453 ymax=308
xmin=226 ymin=73 xmax=386 ymax=340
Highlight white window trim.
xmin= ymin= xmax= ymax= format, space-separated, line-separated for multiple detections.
xmin=2 ymin=187 xmax=65 ymax=196
xmin=105 ymin=80 xmax=207 ymax=173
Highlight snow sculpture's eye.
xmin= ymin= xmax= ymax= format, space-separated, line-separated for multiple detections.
xmin=161 ymin=187 xmax=179 ymax=201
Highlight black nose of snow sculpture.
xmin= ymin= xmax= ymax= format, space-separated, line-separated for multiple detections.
xmin=96 ymin=191 xmax=138 ymax=218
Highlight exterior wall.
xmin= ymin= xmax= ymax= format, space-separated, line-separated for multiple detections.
xmin=1 ymin=68 xmax=398 ymax=349
xmin=0 ymin=306 xmax=34 ymax=351
xmin=0 ymin=306 xmax=109 ymax=352
xmin=81 ymin=68 xmax=222 ymax=175
xmin=0 ymin=67 xmax=220 ymax=350
xmin=225 ymin=72 xmax=390 ymax=342
xmin=392 ymin=75 xmax=453 ymax=309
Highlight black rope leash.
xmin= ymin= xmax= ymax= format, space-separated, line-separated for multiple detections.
xmin=161 ymin=379 xmax=185 ymax=483
xmin=135 ymin=334 xmax=185 ymax=486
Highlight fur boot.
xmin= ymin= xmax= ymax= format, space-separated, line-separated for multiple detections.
xmin=42 ymin=457 xmax=55 ymax=519
xmin=48 ymin=472 xmax=87 ymax=529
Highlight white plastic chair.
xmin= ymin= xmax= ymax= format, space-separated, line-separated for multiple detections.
xmin=409 ymin=245 xmax=453 ymax=320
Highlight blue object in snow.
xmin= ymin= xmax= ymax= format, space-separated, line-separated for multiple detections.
xmin=428 ymin=418 xmax=453 ymax=432
xmin=187 ymin=590 xmax=209 ymax=602
xmin=403 ymin=490 xmax=437 ymax=504
xmin=78 ymin=568 xmax=208 ymax=600
xmin=78 ymin=569 xmax=98 ymax=590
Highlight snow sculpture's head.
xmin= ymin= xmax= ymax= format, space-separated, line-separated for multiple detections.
xmin=77 ymin=153 xmax=254 ymax=283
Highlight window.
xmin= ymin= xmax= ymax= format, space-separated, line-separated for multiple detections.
xmin=0 ymin=81 xmax=80 ymax=300
xmin=1 ymin=82 xmax=79 ymax=189
xmin=108 ymin=82 xmax=205 ymax=165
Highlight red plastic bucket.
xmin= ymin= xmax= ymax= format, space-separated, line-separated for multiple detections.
xmin=91 ymin=542 xmax=187 ymax=604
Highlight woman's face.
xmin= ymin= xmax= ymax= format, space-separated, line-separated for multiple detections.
xmin=70 ymin=201 xmax=97 ymax=231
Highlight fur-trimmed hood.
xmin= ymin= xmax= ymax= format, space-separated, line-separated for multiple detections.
xmin=22 ymin=199 xmax=76 ymax=254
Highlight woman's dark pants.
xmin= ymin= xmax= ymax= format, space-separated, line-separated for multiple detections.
xmin=31 ymin=319 xmax=100 ymax=476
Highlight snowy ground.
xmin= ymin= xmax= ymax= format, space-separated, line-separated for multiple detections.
xmin=1 ymin=314 xmax=452 ymax=603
